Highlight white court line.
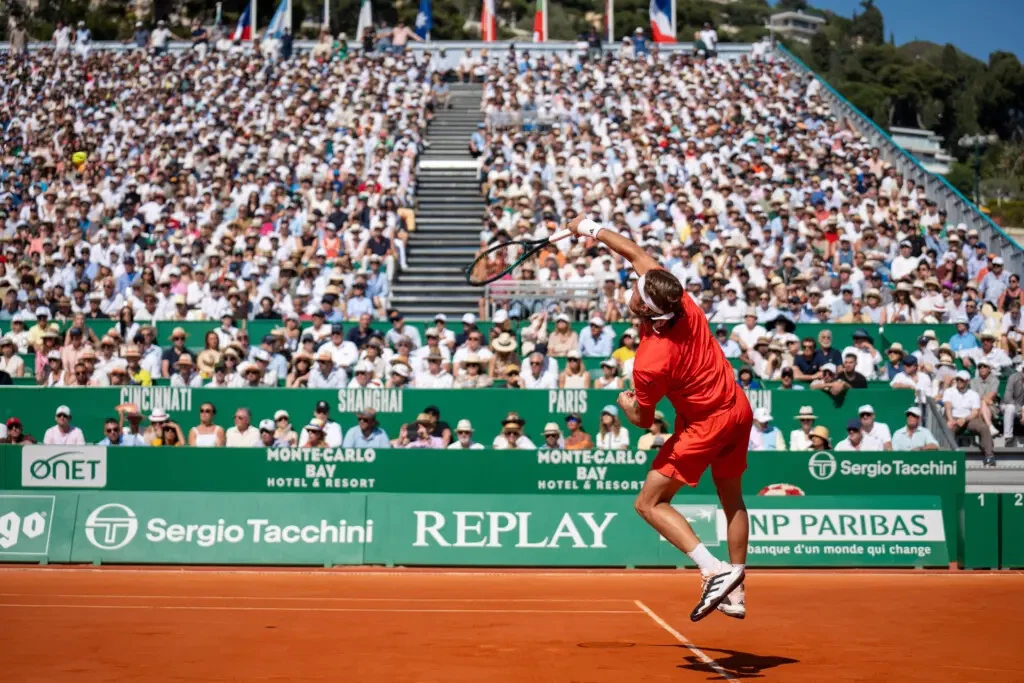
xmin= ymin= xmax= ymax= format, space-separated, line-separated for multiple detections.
xmin=0 ymin=567 xmax=1020 ymax=578
xmin=634 ymin=600 xmax=736 ymax=682
xmin=0 ymin=593 xmax=632 ymax=604
xmin=0 ymin=603 xmax=640 ymax=615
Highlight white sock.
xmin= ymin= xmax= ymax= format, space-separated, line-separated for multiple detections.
xmin=686 ymin=543 xmax=722 ymax=573
xmin=734 ymin=563 xmax=746 ymax=573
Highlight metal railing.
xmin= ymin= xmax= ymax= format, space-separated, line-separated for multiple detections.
xmin=483 ymin=280 xmax=600 ymax=319
xmin=923 ymin=397 xmax=958 ymax=449
xmin=774 ymin=43 xmax=1024 ymax=274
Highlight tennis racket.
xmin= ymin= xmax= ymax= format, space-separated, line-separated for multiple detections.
xmin=464 ymin=228 xmax=572 ymax=286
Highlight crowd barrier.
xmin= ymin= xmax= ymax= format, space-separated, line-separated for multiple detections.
xmin=0 ymin=490 xmax=950 ymax=568
xmin=0 ymin=445 xmax=965 ymax=564
xmin=0 ymin=388 xmax=917 ymax=448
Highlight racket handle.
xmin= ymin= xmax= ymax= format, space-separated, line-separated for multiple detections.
xmin=547 ymin=228 xmax=572 ymax=243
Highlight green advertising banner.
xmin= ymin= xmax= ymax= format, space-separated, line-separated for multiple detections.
xmin=0 ymin=387 xmax=921 ymax=453
xmin=0 ymin=492 xmax=77 ymax=563
xmin=69 ymin=492 xmax=369 ymax=566
xmin=1 ymin=445 xmax=964 ymax=561
xmin=0 ymin=491 xmax=950 ymax=568
xmin=367 ymin=494 xmax=948 ymax=568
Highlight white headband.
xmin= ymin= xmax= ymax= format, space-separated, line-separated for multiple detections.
xmin=637 ymin=273 xmax=675 ymax=322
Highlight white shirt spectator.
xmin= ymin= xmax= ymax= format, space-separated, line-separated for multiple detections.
xmin=308 ymin=365 xmax=348 ymax=388
xmin=43 ymin=424 xmax=86 ymax=445
xmin=596 ymin=427 xmax=630 ymax=449
xmin=225 ymin=426 xmax=261 ymax=447
xmin=942 ymin=386 xmax=981 ymax=419
xmin=492 ymin=434 xmax=537 ymax=449
xmin=890 ymin=371 xmax=935 ymax=399
xmin=834 ymin=433 xmax=884 ymax=451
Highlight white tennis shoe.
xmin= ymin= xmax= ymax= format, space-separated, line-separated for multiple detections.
xmin=716 ymin=582 xmax=746 ymax=619
xmin=690 ymin=564 xmax=745 ymax=622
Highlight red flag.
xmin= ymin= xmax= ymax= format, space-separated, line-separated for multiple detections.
xmin=481 ymin=0 xmax=497 ymax=41
xmin=532 ymin=0 xmax=545 ymax=42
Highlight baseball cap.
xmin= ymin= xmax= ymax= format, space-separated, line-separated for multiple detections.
xmin=846 ymin=419 xmax=862 ymax=431
xmin=905 ymin=407 xmax=922 ymax=418
xmin=858 ymin=405 xmax=875 ymax=415
xmin=315 ymin=400 xmax=330 ymax=413
xmin=55 ymin=405 xmax=71 ymax=417
xmin=462 ymin=313 xmax=477 ymax=325
xmin=820 ymin=363 xmax=837 ymax=373
xmin=259 ymin=419 xmax=275 ymax=432
xmin=274 ymin=410 xmax=290 ymax=421
xmin=456 ymin=419 xmax=474 ymax=432
xmin=955 ymin=370 xmax=971 ymax=381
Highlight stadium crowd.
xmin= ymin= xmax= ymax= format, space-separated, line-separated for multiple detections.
xmin=0 ymin=36 xmax=1019 ymax=462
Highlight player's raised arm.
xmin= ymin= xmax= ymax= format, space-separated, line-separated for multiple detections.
xmin=566 ymin=214 xmax=660 ymax=275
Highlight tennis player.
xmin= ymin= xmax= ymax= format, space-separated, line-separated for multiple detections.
xmin=569 ymin=214 xmax=753 ymax=622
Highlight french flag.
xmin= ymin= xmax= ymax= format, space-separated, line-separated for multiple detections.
xmin=649 ymin=0 xmax=673 ymax=42
xmin=233 ymin=3 xmax=253 ymax=41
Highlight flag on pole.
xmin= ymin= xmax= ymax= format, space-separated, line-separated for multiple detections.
xmin=604 ymin=0 xmax=613 ymax=43
xmin=215 ymin=2 xmax=223 ymax=28
xmin=415 ymin=0 xmax=432 ymax=39
xmin=649 ymin=0 xmax=674 ymax=42
xmin=481 ymin=0 xmax=497 ymax=41
xmin=532 ymin=0 xmax=546 ymax=42
xmin=233 ymin=3 xmax=253 ymax=40
xmin=265 ymin=0 xmax=289 ymax=39
xmin=356 ymin=0 xmax=372 ymax=42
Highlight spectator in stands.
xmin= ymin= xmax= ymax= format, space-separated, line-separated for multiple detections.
xmin=98 ymin=418 xmax=139 ymax=447
xmin=161 ymin=328 xmax=192 ymax=377
xmin=961 ymin=331 xmax=1012 ymax=372
xmin=0 ymin=337 xmax=25 ymax=377
xmin=558 ymin=350 xmax=590 ymax=389
xmin=778 ymin=367 xmax=803 ymax=391
xmin=493 ymin=412 xmax=536 ymax=450
xmin=944 ymin=370 xmax=996 ymax=466
xmin=226 ymin=407 xmax=261 ymax=448
xmin=184 ymin=403 xmax=224 ymax=447
xmin=789 ymin=407 xmax=817 ymax=451
xmin=858 ymin=405 xmax=892 ymax=450
xmin=812 ymin=330 xmax=843 ymax=368
xmin=286 ymin=352 xmax=313 ymax=388
xmin=547 ymin=314 xmax=579 ymax=357
xmin=398 ymin=414 xmax=445 ymax=449
xmin=388 ymin=362 xmax=413 ymax=388
xmin=891 ymin=407 xmax=939 ymax=452
xmin=837 ymin=353 xmax=869 ymax=391
xmin=736 ymin=366 xmax=762 ymax=390
xmin=889 ymin=355 xmax=934 ymax=400
xmin=881 ymin=342 xmax=907 ymax=381
xmin=542 ymin=423 xmax=565 ymax=449
xmin=296 ymin=402 xmax=342 ymax=448
xmin=168 ymin=355 xmax=202 ymax=388
xmin=304 ymin=420 xmax=328 ymax=448
xmin=342 ymin=409 xmax=391 ymax=448
xmin=637 ymin=411 xmax=671 ymax=451
xmin=835 ymin=419 xmax=881 ymax=452
xmin=447 ymin=420 xmax=483 ymax=450
xmin=748 ymin=408 xmax=784 ymax=451
xmin=596 ymin=405 xmax=629 ymax=449
xmin=611 ymin=329 xmax=638 ymax=366
xmin=809 ymin=426 xmax=831 ymax=451
xmin=563 ymin=413 xmax=593 ymax=450
xmin=949 ymin=316 xmax=980 ymax=353
xmin=416 ymin=351 xmax=454 ymax=388
xmin=43 ymin=405 xmax=85 ymax=445
xmin=714 ymin=325 xmax=741 ymax=359
xmin=1000 ymin=300 xmax=1024 ymax=356
xmin=970 ymin=361 xmax=1001 ymax=436
xmin=593 ymin=358 xmax=624 ymax=390
xmin=489 ymin=334 xmax=519 ymax=379
xmin=1002 ymin=366 xmax=1024 ymax=445
xmin=578 ymin=318 xmax=614 ymax=358
xmin=309 ymin=350 xmax=348 ymax=388
xmin=453 ymin=331 xmax=493 ymax=376
xmin=152 ymin=420 xmax=185 ymax=448
xmin=453 ymin=354 xmax=492 ymax=388
xmin=523 ymin=352 xmax=558 ymax=389
xmin=843 ymin=329 xmax=883 ymax=381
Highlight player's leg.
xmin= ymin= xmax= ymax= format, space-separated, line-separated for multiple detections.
xmin=633 ymin=469 xmax=696 ymax=552
xmin=712 ymin=473 xmax=748 ymax=619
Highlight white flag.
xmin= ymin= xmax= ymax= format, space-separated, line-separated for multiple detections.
xmin=356 ymin=0 xmax=372 ymax=42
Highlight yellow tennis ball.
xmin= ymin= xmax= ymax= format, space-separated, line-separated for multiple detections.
xmin=72 ymin=151 xmax=88 ymax=166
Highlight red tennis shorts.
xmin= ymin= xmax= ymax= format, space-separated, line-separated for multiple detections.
xmin=652 ymin=395 xmax=753 ymax=487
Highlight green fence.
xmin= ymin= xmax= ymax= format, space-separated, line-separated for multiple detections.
xmin=0 ymin=387 xmax=919 ymax=449
xmin=0 ymin=490 xmax=949 ymax=568
xmin=0 ymin=444 xmax=965 ymax=562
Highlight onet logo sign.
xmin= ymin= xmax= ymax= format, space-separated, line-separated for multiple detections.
xmin=85 ymin=503 xmax=138 ymax=550
xmin=21 ymin=446 xmax=107 ymax=488
xmin=808 ymin=452 xmax=838 ymax=481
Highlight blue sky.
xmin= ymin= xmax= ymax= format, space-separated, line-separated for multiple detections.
xmin=779 ymin=0 xmax=1023 ymax=63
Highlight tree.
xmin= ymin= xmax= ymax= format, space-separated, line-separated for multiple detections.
xmin=776 ymin=0 xmax=808 ymax=10
xmin=851 ymin=0 xmax=883 ymax=46
xmin=808 ymin=29 xmax=831 ymax=72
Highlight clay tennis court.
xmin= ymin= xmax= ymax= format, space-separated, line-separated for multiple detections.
xmin=0 ymin=567 xmax=1021 ymax=682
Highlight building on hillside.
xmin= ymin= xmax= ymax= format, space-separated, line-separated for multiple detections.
xmin=767 ymin=11 xmax=825 ymax=44
xmin=889 ymin=127 xmax=953 ymax=175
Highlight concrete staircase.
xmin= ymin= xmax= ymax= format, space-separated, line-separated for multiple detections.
xmin=391 ymin=83 xmax=484 ymax=320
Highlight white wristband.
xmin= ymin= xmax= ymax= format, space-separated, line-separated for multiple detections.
xmin=577 ymin=219 xmax=604 ymax=239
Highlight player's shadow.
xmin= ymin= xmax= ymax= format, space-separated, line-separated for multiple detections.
xmin=671 ymin=646 xmax=799 ymax=680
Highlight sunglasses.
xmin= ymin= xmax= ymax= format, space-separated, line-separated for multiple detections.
xmin=507 ymin=371 xmax=520 ymax=376
xmin=234 ymin=415 xmax=247 ymax=420
xmin=358 ymin=417 xmax=371 ymax=422
xmin=456 ymin=430 xmax=471 ymax=435
xmin=104 ymin=427 xmax=118 ymax=434
xmin=276 ymin=416 xmax=288 ymax=422
xmin=503 ymin=430 xmax=520 ymax=436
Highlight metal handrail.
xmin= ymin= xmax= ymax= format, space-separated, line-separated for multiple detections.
xmin=483 ymin=280 xmax=601 ymax=318
xmin=774 ymin=42 xmax=1024 ymax=275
